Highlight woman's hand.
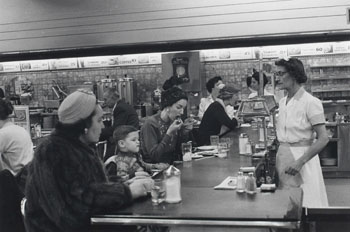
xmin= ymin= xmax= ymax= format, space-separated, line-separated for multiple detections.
xmin=128 ymin=177 xmax=154 ymax=199
xmin=182 ymin=118 xmax=195 ymax=130
xmin=284 ymin=159 xmax=304 ymax=176
xmin=167 ymin=119 xmax=183 ymax=135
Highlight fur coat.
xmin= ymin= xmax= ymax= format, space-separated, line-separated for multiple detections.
xmin=24 ymin=129 xmax=132 ymax=232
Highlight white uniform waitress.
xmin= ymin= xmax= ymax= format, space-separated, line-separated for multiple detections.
xmin=274 ymin=57 xmax=328 ymax=208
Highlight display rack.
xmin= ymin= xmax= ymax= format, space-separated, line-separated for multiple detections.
xmin=310 ymin=64 xmax=350 ymax=101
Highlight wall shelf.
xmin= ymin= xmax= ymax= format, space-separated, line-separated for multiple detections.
xmin=311 ymin=77 xmax=350 ymax=81
xmin=310 ymin=64 xmax=350 ymax=68
xmin=312 ymin=89 xmax=350 ymax=93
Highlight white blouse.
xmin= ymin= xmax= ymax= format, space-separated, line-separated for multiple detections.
xmin=276 ymin=87 xmax=325 ymax=144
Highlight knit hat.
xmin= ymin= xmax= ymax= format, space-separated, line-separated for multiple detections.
xmin=161 ymin=87 xmax=188 ymax=110
xmin=58 ymin=89 xmax=97 ymax=124
xmin=218 ymin=86 xmax=239 ymax=100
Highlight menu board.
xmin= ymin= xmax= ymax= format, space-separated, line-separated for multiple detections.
xmin=11 ymin=105 xmax=30 ymax=134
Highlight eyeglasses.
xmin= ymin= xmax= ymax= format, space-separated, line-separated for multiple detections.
xmin=274 ymin=71 xmax=287 ymax=77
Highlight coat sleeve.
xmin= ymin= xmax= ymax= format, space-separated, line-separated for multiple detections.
xmin=27 ymin=142 xmax=133 ymax=231
xmin=215 ymin=104 xmax=238 ymax=130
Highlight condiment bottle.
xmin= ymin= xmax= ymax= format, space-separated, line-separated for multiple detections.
xmin=245 ymin=140 xmax=252 ymax=156
xmin=236 ymin=171 xmax=245 ymax=193
xmin=239 ymin=133 xmax=248 ymax=155
xmin=163 ymin=165 xmax=182 ymax=203
xmin=245 ymin=172 xmax=257 ymax=194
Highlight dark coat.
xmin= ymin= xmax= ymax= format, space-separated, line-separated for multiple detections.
xmin=198 ymin=101 xmax=238 ymax=146
xmin=24 ymin=129 xmax=132 ymax=232
xmin=100 ymin=100 xmax=139 ymax=161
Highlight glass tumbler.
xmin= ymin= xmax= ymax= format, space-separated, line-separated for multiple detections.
xmin=217 ymin=142 xmax=228 ymax=158
xmin=151 ymin=179 xmax=165 ymax=205
xmin=210 ymin=135 xmax=220 ymax=146
xmin=181 ymin=142 xmax=192 ymax=162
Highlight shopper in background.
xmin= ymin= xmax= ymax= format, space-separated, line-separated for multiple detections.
xmin=140 ymin=87 xmax=193 ymax=164
xmin=100 ymin=87 xmax=139 ymax=161
xmin=274 ymin=57 xmax=329 ymax=207
xmin=25 ymin=89 xmax=152 ymax=232
xmin=105 ymin=125 xmax=169 ymax=182
xmin=198 ymin=76 xmax=225 ymax=119
xmin=0 ymin=98 xmax=33 ymax=193
xmin=246 ymin=70 xmax=273 ymax=98
xmin=198 ymin=86 xmax=239 ymax=146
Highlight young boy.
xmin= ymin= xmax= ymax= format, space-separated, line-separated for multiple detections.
xmin=105 ymin=125 xmax=169 ymax=182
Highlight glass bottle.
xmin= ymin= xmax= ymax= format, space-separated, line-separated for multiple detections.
xmin=236 ymin=171 xmax=245 ymax=193
xmin=245 ymin=172 xmax=257 ymax=194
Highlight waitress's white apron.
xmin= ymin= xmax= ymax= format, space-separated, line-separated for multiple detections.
xmin=276 ymin=142 xmax=328 ymax=208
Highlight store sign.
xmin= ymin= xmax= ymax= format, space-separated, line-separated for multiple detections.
xmin=49 ymin=58 xmax=78 ymax=70
xmin=20 ymin=60 xmax=49 ymax=71
xmin=332 ymin=41 xmax=350 ymax=54
xmin=201 ymin=48 xmax=254 ymax=61
xmin=79 ymin=54 xmax=162 ymax=68
xmin=261 ymin=46 xmax=287 ymax=58
xmin=0 ymin=62 xmax=21 ymax=72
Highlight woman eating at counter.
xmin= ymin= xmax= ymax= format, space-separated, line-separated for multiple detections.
xmin=140 ymin=86 xmax=193 ymax=164
xmin=198 ymin=86 xmax=239 ymax=146
xmin=24 ymin=89 xmax=153 ymax=232
xmin=274 ymin=57 xmax=329 ymax=207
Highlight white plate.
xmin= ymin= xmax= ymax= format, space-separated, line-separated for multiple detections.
xmin=197 ymin=145 xmax=216 ymax=151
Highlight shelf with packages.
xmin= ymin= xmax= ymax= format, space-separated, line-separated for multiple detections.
xmin=310 ymin=64 xmax=350 ymax=68
xmin=309 ymin=64 xmax=350 ymax=101
xmin=320 ymin=123 xmax=350 ymax=177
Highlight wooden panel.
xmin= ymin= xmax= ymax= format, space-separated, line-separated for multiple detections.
xmin=0 ymin=0 xmax=349 ymax=53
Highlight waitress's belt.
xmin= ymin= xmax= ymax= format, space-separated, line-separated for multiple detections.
xmin=279 ymin=139 xmax=313 ymax=147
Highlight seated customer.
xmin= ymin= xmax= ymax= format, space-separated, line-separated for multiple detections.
xmin=140 ymin=87 xmax=193 ymax=164
xmin=25 ymin=89 xmax=153 ymax=232
xmin=198 ymin=76 xmax=225 ymax=120
xmin=105 ymin=125 xmax=169 ymax=182
xmin=246 ymin=70 xmax=273 ymax=98
xmin=198 ymin=86 xmax=239 ymax=145
xmin=100 ymin=87 xmax=139 ymax=161
xmin=0 ymin=99 xmax=33 ymax=193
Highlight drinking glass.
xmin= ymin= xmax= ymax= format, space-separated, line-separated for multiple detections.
xmin=220 ymin=137 xmax=232 ymax=148
xmin=210 ymin=135 xmax=220 ymax=146
xmin=217 ymin=142 xmax=229 ymax=158
xmin=151 ymin=179 xmax=165 ymax=205
xmin=181 ymin=143 xmax=192 ymax=162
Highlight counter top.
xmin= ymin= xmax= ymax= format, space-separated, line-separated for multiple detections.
xmin=91 ymin=145 xmax=303 ymax=229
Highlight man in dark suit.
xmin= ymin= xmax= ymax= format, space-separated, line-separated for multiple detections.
xmin=100 ymin=87 xmax=139 ymax=161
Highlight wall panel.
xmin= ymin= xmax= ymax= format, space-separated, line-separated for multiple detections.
xmin=0 ymin=0 xmax=349 ymax=54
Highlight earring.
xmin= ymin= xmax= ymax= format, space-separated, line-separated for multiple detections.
xmin=84 ymin=128 xmax=88 ymax=134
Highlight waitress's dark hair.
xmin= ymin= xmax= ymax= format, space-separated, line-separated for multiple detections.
xmin=0 ymin=99 xmax=14 ymax=120
xmin=55 ymin=105 xmax=97 ymax=138
xmin=206 ymin=76 xmax=222 ymax=93
xmin=275 ymin=57 xmax=307 ymax=84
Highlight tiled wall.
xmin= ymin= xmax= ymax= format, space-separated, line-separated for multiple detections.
xmin=1 ymin=54 xmax=349 ymax=111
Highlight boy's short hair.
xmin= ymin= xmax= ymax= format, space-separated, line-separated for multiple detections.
xmin=113 ymin=125 xmax=139 ymax=143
